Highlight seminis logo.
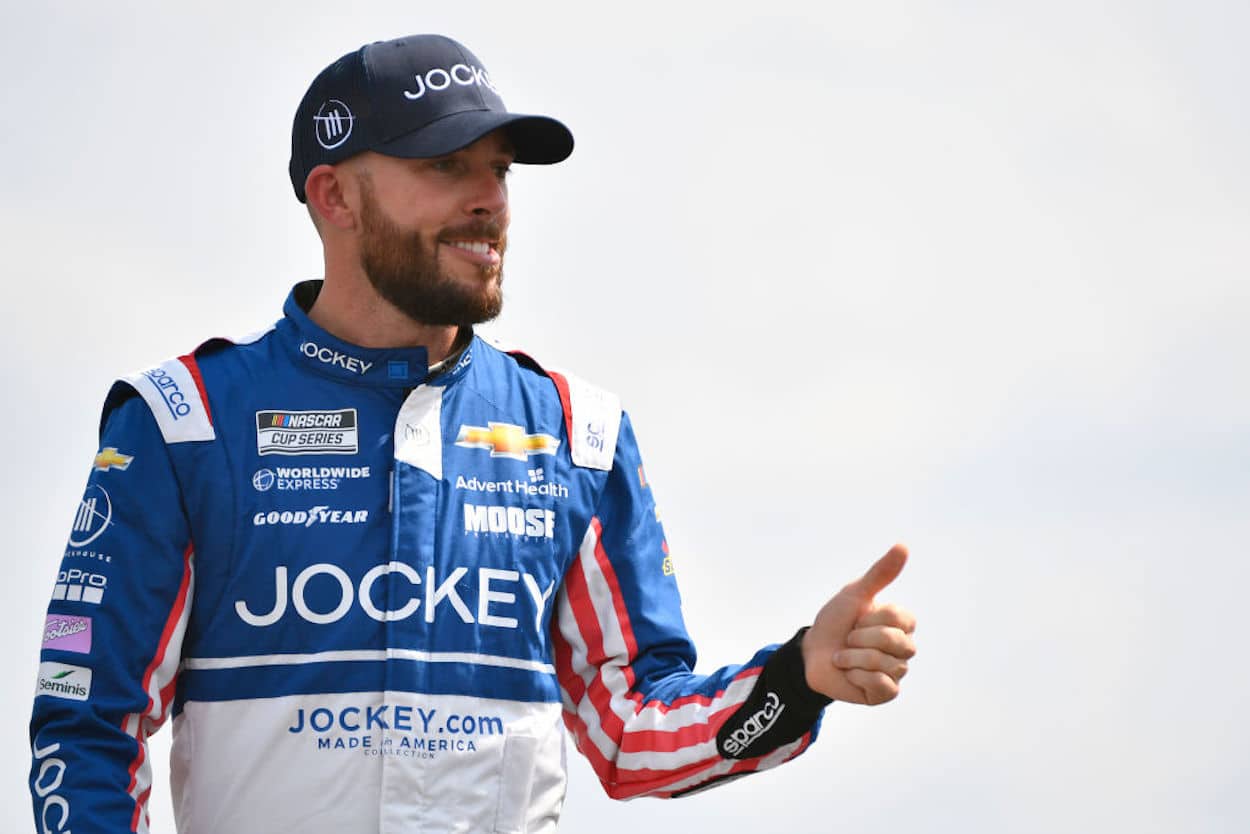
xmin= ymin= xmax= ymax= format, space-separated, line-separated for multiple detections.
xmin=35 ymin=663 xmax=93 ymax=701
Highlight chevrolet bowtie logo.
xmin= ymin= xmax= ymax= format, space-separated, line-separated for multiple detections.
xmin=455 ymin=423 xmax=560 ymax=461
xmin=93 ymin=447 xmax=133 ymax=471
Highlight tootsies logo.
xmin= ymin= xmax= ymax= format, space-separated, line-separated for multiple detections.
xmin=234 ymin=562 xmax=554 ymax=629
xmin=403 ymin=64 xmax=498 ymax=100
xmin=43 ymin=615 xmax=92 ymax=654
xmin=720 ymin=692 xmax=785 ymax=757
xmin=299 ymin=341 xmax=374 ymax=375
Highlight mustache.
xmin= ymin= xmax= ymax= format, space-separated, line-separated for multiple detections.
xmin=437 ymin=220 xmax=506 ymax=246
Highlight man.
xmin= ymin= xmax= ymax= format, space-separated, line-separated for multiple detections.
xmin=30 ymin=34 xmax=916 ymax=834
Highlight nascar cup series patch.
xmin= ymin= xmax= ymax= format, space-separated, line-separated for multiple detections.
xmin=256 ymin=409 xmax=359 ymax=456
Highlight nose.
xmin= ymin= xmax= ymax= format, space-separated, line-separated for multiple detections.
xmin=465 ymin=168 xmax=508 ymax=220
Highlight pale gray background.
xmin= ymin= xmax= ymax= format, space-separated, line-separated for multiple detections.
xmin=5 ymin=1 xmax=1247 ymax=832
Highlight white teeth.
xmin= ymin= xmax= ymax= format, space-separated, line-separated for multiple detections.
xmin=449 ymin=240 xmax=491 ymax=255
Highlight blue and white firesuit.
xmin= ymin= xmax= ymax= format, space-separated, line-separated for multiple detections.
xmin=30 ymin=281 xmax=829 ymax=834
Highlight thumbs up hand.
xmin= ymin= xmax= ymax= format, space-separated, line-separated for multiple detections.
xmin=801 ymin=544 xmax=917 ymax=704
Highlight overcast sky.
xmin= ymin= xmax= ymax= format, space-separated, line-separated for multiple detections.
xmin=4 ymin=2 xmax=1248 ymax=832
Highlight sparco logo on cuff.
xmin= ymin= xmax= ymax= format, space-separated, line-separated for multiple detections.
xmin=300 ymin=341 xmax=373 ymax=375
xmin=720 ymin=692 xmax=786 ymax=757
xmin=403 ymin=64 xmax=498 ymax=100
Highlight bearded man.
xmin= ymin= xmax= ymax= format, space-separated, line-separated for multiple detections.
xmin=29 ymin=34 xmax=916 ymax=834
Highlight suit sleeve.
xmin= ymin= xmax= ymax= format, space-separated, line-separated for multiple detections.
xmin=30 ymin=391 xmax=195 ymax=834
xmin=553 ymin=412 xmax=830 ymax=799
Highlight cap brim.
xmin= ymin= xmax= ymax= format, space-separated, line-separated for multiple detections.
xmin=376 ymin=110 xmax=573 ymax=164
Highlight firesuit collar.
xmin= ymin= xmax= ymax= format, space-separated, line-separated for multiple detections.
xmin=277 ymin=280 xmax=474 ymax=388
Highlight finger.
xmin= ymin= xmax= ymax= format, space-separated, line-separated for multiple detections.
xmin=832 ymin=649 xmax=909 ymax=681
xmin=845 ymin=625 xmax=917 ymax=659
xmin=844 ymin=544 xmax=908 ymax=601
xmin=855 ymin=602 xmax=917 ymax=634
xmin=845 ymin=669 xmax=900 ymax=705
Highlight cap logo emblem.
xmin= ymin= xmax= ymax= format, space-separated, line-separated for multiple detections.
xmin=314 ymin=99 xmax=354 ymax=150
xmin=404 ymin=63 xmax=498 ymax=101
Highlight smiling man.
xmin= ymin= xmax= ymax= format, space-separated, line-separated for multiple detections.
xmin=29 ymin=34 xmax=916 ymax=834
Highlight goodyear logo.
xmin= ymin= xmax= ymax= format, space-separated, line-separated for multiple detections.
xmin=455 ymin=423 xmax=560 ymax=462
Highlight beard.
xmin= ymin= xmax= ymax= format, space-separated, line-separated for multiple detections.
xmin=357 ymin=176 xmax=506 ymax=327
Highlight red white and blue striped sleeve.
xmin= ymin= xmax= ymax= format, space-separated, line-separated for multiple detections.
xmin=554 ymin=412 xmax=830 ymax=799
xmin=30 ymin=376 xmax=199 ymax=834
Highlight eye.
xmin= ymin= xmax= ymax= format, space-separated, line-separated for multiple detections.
xmin=430 ymin=158 xmax=459 ymax=173
xmin=494 ymin=163 xmax=513 ymax=181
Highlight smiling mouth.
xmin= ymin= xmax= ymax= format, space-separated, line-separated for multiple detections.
xmin=445 ymin=240 xmax=496 ymax=256
xmin=440 ymin=237 xmax=503 ymax=269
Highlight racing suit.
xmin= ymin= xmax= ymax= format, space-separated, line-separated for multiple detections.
xmin=30 ymin=280 xmax=830 ymax=834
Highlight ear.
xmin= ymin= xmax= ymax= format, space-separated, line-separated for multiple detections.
xmin=304 ymin=164 xmax=357 ymax=231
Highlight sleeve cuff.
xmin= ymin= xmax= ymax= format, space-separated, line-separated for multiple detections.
xmin=715 ymin=628 xmax=830 ymax=760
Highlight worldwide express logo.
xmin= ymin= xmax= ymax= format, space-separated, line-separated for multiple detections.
xmin=454 ymin=423 xmax=559 ymax=461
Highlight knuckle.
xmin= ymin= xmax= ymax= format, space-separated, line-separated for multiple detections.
xmin=868 ymin=675 xmax=898 ymax=705
xmin=888 ymin=631 xmax=916 ymax=658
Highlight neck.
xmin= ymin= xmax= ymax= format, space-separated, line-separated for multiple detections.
xmin=308 ymin=253 xmax=460 ymax=366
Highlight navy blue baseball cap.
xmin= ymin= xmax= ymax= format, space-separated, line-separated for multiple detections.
xmin=289 ymin=34 xmax=574 ymax=202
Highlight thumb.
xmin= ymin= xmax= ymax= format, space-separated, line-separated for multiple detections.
xmin=843 ymin=543 xmax=909 ymax=601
